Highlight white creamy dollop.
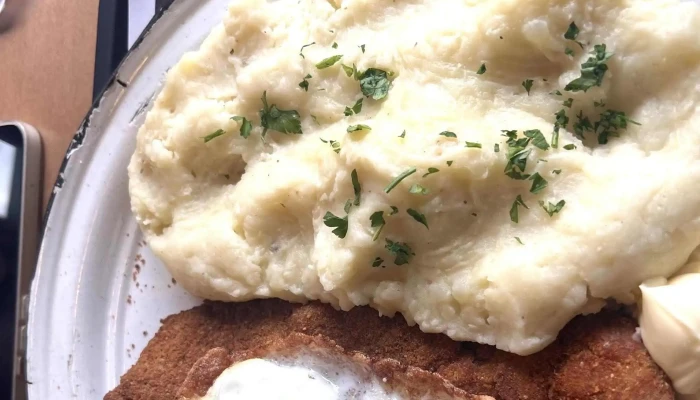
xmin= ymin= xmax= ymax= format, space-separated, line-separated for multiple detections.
xmin=196 ymin=358 xmax=402 ymax=400
xmin=640 ymin=261 xmax=700 ymax=397
xmin=129 ymin=0 xmax=700 ymax=356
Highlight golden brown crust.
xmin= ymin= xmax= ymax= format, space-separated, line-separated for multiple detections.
xmin=104 ymin=300 xmax=674 ymax=400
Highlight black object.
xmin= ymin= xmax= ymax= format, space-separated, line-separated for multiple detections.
xmin=93 ymin=1 xmax=129 ymax=101
xmin=0 ymin=127 xmax=26 ymax=400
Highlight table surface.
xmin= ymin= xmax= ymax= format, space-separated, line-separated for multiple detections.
xmin=0 ymin=0 xmax=98 ymax=210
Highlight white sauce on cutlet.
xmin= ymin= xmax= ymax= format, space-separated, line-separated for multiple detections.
xmin=196 ymin=357 xmax=403 ymax=400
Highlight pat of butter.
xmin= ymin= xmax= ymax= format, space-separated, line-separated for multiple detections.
xmin=639 ymin=264 xmax=700 ymax=397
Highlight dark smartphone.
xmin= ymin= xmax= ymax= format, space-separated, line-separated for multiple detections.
xmin=0 ymin=122 xmax=41 ymax=400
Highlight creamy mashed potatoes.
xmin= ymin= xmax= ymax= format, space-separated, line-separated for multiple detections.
xmin=129 ymin=0 xmax=700 ymax=355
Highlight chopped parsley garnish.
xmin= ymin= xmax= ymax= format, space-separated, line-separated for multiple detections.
xmin=347 ymin=124 xmax=371 ymax=132
xmin=477 ymin=63 xmax=487 ymax=75
xmin=389 ymin=206 xmax=399 ymax=215
xmin=299 ymin=74 xmax=312 ymax=92
xmin=552 ymin=169 xmax=562 ymax=175
xmin=446 ymin=161 xmax=453 ymax=167
xmin=552 ymin=90 xmax=563 ymax=96
xmin=341 ymin=63 xmax=360 ymax=79
xmin=359 ymin=68 xmax=391 ymax=100
xmin=351 ymin=169 xmax=361 ymax=206
xmin=439 ymin=131 xmax=457 ymax=138
xmin=522 ymin=79 xmax=534 ymax=95
xmin=320 ymin=138 xmax=341 ymax=153
xmin=384 ymin=168 xmax=416 ymax=193
xmin=370 ymin=211 xmax=385 ymax=241
xmin=563 ymin=144 xmax=577 ymax=150
xmin=565 ymin=47 xmax=575 ymax=57
xmin=523 ymin=129 xmax=549 ymax=150
xmin=465 ymin=141 xmax=482 ymax=148
xmin=203 ymin=129 xmax=226 ymax=143
xmin=539 ymin=200 xmax=566 ymax=217
xmin=299 ymin=42 xmax=316 ymax=58
xmin=494 ymin=143 xmax=500 ymax=152
xmin=399 ymin=130 xmax=406 ymax=138
xmin=551 ymin=130 xmax=559 ymax=149
xmin=528 ymin=172 xmax=548 ymax=194
xmin=344 ymin=98 xmax=364 ymax=116
xmin=409 ymin=184 xmax=429 ymax=195
xmin=594 ymin=100 xmax=606 ymax=108
xmin=323 ymin=211 xmax=348 ymax=238
xmin=564 ymin=44 xmax=613 ymax=92
xmin=510 ymin=195 xmax=529 ymax=223
xmin=230 ymin=116 xmax=253 ymax=139
xmin=563 ymin=98 xmax=573 ymax=108
xmin=372 ymin=257 xmax=384 ymax=268
xmin=259 ymin=91 xmax=303 ymax=136
xmin=573 ymin=110 xmax=593 ymax=139
xmin=422 ymin=167 xmax=439 ymax=177
xmin=515 ymin=237 xmax=524 ymax=245
xmin=407 ymin=208 xmax=429 ymax=229
xmin=344 ymin=200 xmax=352 ymax=214
xmin=552 ymin=109 xmax=569 ymax=147
xmin=359 ymin=44 xmax=366 ymax=53
xmin=316 ymin=55 xmax=343 ymax=69
xmin=503 ymin=133 xmax=532 ymax=180
xmin=595 ymin=110 xmax=640 ymax=144
xmin=564 ymin=22 xmax=580 ymax=41
xmin=385 ymin=239 xmax=414 ymax=265
xmin=332 ymin=42 xmax=338 ymax=49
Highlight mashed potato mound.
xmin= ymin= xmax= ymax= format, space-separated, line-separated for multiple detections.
xmin=129 ymin=0 xmax=700 ymax=355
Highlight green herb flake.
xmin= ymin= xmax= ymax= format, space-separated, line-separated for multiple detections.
xmin=359 ymin=44 xmax=366 ymax=53
xmin=384 ymin=168 xmax=417 ymax=193
xmin=573 ymin=110 xmax=594 ymax=139
xmin=299 ymin=42 xmax=316 ymax=58
xmin=528 ymin=172 xmax=548 ymax=194
xmin=370 ymin=211 xmax=385 ymax=241
xmin=341 ymin=63 xmax=358 ymax=78
xmin=565 ymin=47 xmax=575 ymax=57
xmin=552 ymin=169 xmax=562 ymax=175
xmin=564 ymin=22 xmax=580 ymax=41
xmin=595 ymin=110 xmax=640 ymax=145
xmin=344 ymin=199 xmax=352 ymax=214
xmin=439 ymin=131 xmax=457 ymax=138
xmin=551 ymin=130 xmax=559 ymax=149
xmin=332 ymin=42 xmax=338 ymax=49
xmin=323 ymin=211 xmax=348 ymax=238
xmin=298 ymin=74 xmax=312 ymax=92
xmin=351 ymin=169 xmax=361 ymax=206
xmin=372 ymin=257 xmax=384 ymax=268
xmin=564 ymin=44 xmax=613 ymax=92
xmin=203 ymin=129 xmax=226 ymax=143
xmin=359 ymin=68 xmax=391 ymax=100
xmin=563 ymin=144 xmax=577 ymax=150
xmin=522 ymin=79 xmax=534 ymax=95
xmin=446 ymin=161 xmax=454 ymax=167
xmin=594 ymin=100 xmax=606 ymax=108
xmin=347 ymin=124 xmax=371 ymax=133
xmin=465 ymin=141 xmax=482 ymax=148
xmin=409 ymin=184 xmax=429 ymax=195
xmin=407 ymin=208 xmax=429 ymax=229
xmin=259 ymin=91 xmax=303 ymax=136
xmin=422 ymin=167 xmax=440 ymax=177
xmin=515 ymin=237 xmax=524 ymax=245
xmin=344 ymin=98 xmax=364 ymax=116
xmin=539 ymin=199 xmax=566 ymax=217
xmin=510 ymin=194 xmax=529 ymax=223
xmin=523 ymin=129 xmax=549 ymax=151
xmin=316 ymin=55 xmax=343 ymax=69
xmin=399 ymin=130 xmax=406 ymax=138
xmin=477 ymin=63 xmax=487 ymax=75
xmin=385 ymin=239 xmax=415 ymax=265
xmin=494 ymin=143 xmax=500 ymax=153
xmin=319 ymin=138 xmax=341 ymax=154
xmin=389 ymin=206 xmax=399 ymax=215
xmin=563 ymin=98 xmax=574 ymax=108
xmin=230 ymin=116 xmax=253 ymax=139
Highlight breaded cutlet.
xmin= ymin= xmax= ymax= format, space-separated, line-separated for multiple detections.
xmin=104 ymin=300 xmax=674 ymax=400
